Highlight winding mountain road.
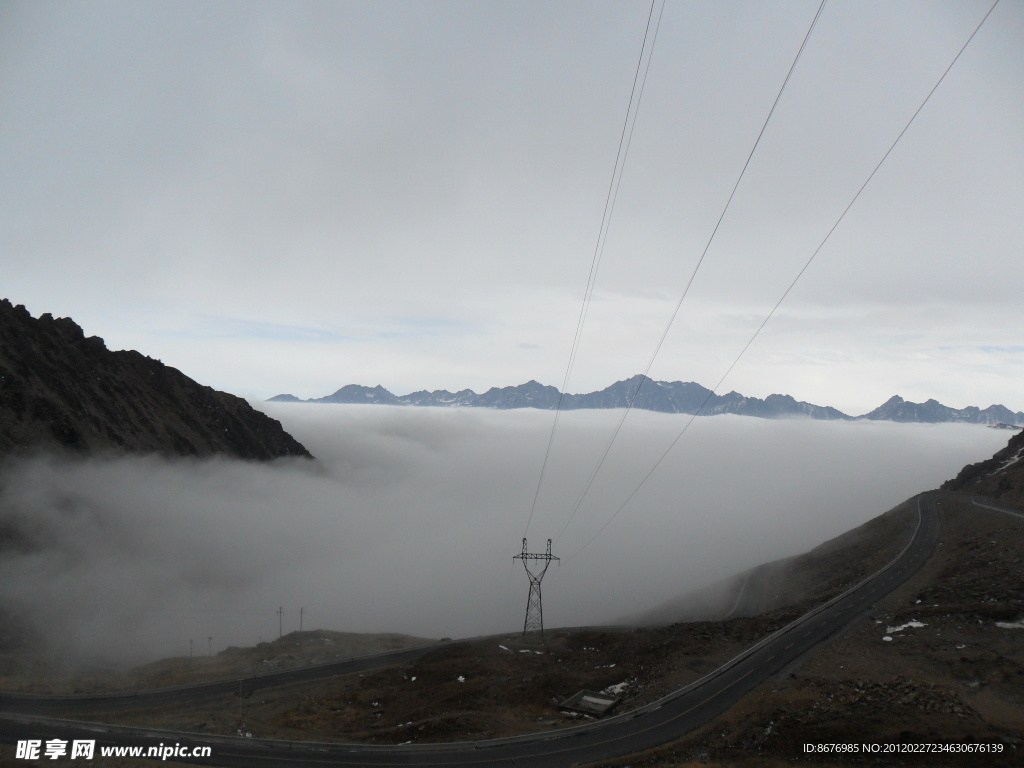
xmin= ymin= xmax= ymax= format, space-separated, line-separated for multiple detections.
xmin=1 ymin=492 xmax=947 ymax=766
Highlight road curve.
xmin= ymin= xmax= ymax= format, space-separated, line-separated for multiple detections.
xmin=1 ymin=493 xmax=945 ymax=767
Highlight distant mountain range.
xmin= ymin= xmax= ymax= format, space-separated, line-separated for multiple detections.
xmin=269 ymin=374 xmax=1024 ymax=426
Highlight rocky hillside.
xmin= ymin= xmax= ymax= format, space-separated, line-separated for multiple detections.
xmin=942 ymin=426 xmax=1024 ymax=505
xmin=0 ymin=300 xmax=312 ymax=461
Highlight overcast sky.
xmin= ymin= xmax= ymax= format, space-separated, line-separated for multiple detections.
xmin=3 ymin=0 xmax=1022 ymax=415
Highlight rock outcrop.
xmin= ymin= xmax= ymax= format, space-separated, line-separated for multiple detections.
xmin=942 ymin=427 xmax=1024 ymax=504
xmin=0 ymin=300 xmax=312 ymax=461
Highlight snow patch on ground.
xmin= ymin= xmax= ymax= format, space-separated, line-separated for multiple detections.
xmin=995 ymin=619 xmax=1024 ymax=629
xmin=886 ymin=620 xmax=926 ymax=633
xmin=991 ymin=445 xmax=1024 ymax=475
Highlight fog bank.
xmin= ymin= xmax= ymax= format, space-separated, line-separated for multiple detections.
xmin=0 ymin=404 xmax=1007 ymax=665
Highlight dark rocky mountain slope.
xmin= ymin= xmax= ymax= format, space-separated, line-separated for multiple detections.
xmin=0 ymin=300 xmax=312 ymax=460
xmin=942 ymin=425 xmax=1024 ymax=505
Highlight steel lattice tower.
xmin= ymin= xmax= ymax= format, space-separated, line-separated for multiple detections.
xmin=514 ymin=538 xmax=558 ymax=637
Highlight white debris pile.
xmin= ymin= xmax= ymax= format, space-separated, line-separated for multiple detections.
xmin=602 ymin=681 xmax=630 ymax=696
xmin=886 ymin=620 xmax=926 ymax=633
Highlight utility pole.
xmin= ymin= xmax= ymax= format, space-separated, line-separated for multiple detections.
xmin=189 ymin=639 xmax=193 ymax=658
xmin=300 ymin=606 xmax=304 ymax=632
xmin=207 ymin=636 xmax=212 ymax=657
xmin=277 ymin=606 xmax=284 ymax=638
xmin=514 ymin=538 xmax=559 ymax=638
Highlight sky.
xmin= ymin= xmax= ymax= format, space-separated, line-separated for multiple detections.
xmin=2 ymin=0 xmax=1023 ymax=416
xmin=0 ymin=406 xmax=1007 ymax=663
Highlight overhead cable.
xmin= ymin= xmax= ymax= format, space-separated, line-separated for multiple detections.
xmin=565 ymin=0 xmax=1003 ymax=560
xmin=523 ymin=0 xmax=666 ymax=539
xmin=554 ymin=0 xmax=829 ymax=544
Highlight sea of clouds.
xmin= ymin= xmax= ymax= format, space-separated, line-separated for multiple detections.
xmin=0 ymin=403 xmax=1008 ymax=666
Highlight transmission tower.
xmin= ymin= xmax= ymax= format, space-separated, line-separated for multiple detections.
xmin=514 ymin=538 xmax=559 ymax=637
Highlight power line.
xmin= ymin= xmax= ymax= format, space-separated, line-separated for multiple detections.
xmin=553 ymin=0 xmax=828 ymax=544
xmin=523 ymin=0 xmax=666 ymax=539
xmin=565 ymin=0 xmax=1002 ymax=560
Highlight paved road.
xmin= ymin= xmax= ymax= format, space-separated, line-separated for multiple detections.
xmin=971 ymin=496 xmax=1024 ymax=522
xmin=1 ymin=493 xmax=946 ymax=767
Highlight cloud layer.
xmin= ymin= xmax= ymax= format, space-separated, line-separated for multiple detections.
xmin=0 ymin=406 xmax=1009 ymax=667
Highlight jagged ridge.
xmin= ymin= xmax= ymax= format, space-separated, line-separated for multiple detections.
xmin=0 ymin=300 xmax=313 ymax=460
xmin=860 ymin=394 xmax=1024 ymax=425
xmin=268 ymin=375 xmax=880 ymax=422
xmin=272 ymin=376 xmax=1022 ymax=425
